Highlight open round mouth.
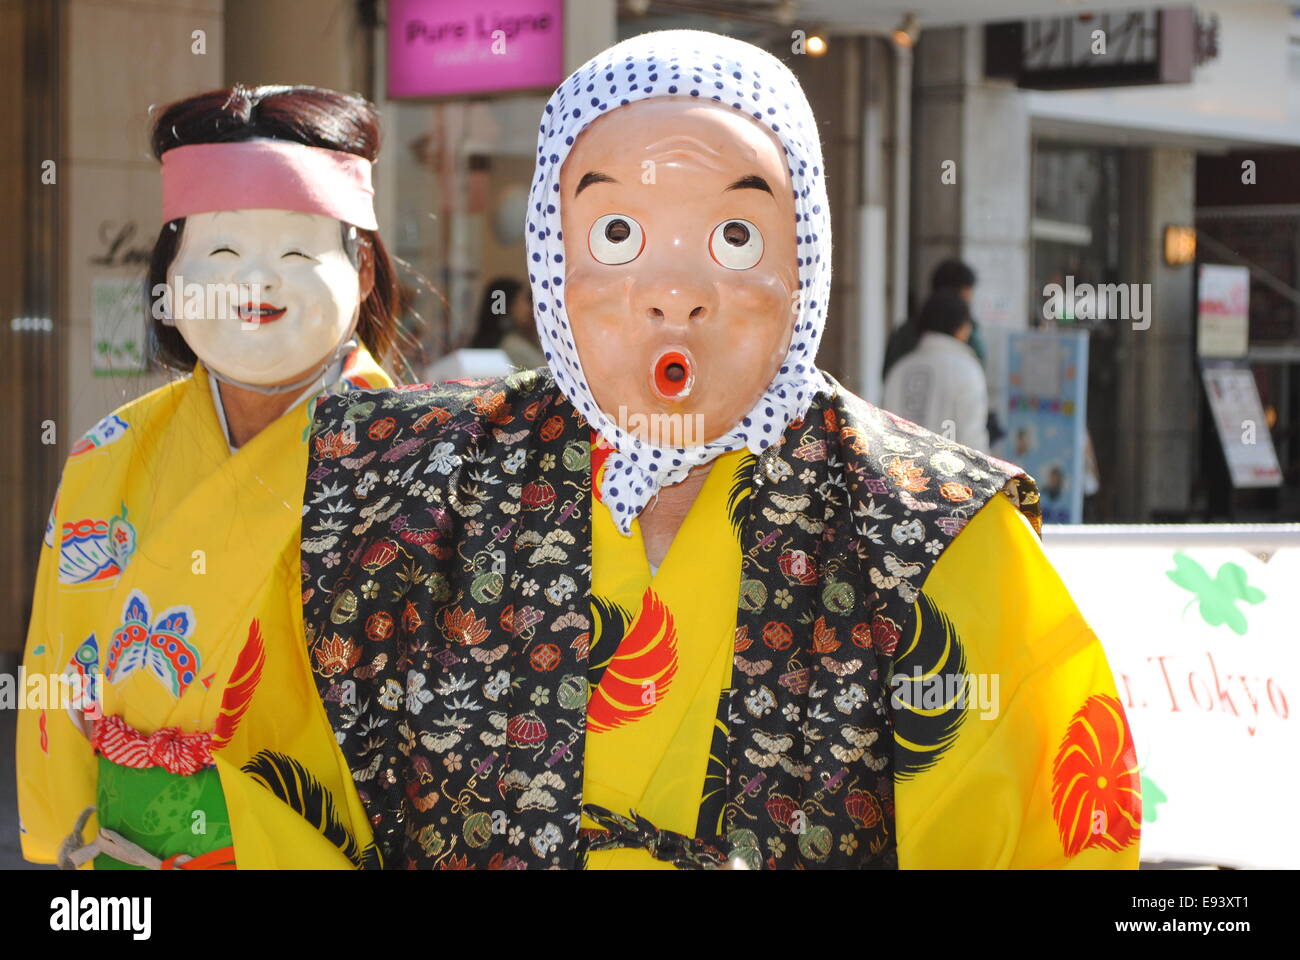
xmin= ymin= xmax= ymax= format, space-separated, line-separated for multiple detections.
xmin=651 ymin=349 xmax=695 ymax=400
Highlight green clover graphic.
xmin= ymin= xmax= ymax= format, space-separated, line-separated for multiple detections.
xmin=1166 ymin=551 xmax=1265 ymax=636
xmin=1140 ymin=774 xmax=1167 ymax=824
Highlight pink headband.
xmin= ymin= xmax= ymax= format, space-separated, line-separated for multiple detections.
xmin=160 ymin=139 xmax=378 ymax=230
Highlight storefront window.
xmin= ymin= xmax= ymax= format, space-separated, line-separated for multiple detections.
xmin=1030 ymin=142 xmax=1128 ymax=521
xmin=387 ymin=93 xmax=548 ymax=378
xmin=1194 ymin=209 xmax=1300 ymax=512
xmin=1030 ymin=142 xmax=1123 ymax=329
xmin=1196 ymin=210 xmax=1300 ymax=346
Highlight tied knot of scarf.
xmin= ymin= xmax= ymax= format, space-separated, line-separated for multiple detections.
xmin=578 ymin=802 xmax=727 ymax=869
xmin=93 ymin=713 xmax=214 ymax=777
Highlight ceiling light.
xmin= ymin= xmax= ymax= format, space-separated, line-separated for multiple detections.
xmin=892 ymin=13 xmax=920 ymax=48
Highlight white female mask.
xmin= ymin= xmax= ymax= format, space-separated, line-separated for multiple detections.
xmin=167 ymin=209 xmax=365 ymax=386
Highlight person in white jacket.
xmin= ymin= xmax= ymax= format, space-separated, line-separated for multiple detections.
xmin=883 ymin=289 xmax=990 ymax=450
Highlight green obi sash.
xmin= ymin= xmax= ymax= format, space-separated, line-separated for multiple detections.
xmin=94 ymin=756 xmax=233 ymax=870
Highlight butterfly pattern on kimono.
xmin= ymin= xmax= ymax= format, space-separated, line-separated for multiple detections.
xmin=57 ymin=503 xmax=136 ymax=587
xmin=105 ymin=590 xmax=202 ymax=700
xmin=64 ymin=634 xmax=100 ymax=714
xmin=43 ymin=488 xmax=60 ymax=549
xmin=69 ymin=412 xmax=129 ymax=458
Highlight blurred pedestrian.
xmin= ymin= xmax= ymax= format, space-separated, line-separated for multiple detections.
xmin=883 ymin=258 xmax=979 ymax=377
xmin=423 ymin=277 xmax=544 ymax=381
xmin=884 ymin=258 xmax=1005 ymax=446
xmin=883 ymin=288 xmax=990 ymax=450
xmin=471 ymin=277 xmax=545 ymax=371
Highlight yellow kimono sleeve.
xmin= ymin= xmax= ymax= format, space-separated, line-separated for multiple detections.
xmin=213 ymin=758 xmax=357 ymax=870
xmin=16 ymin=489 xmax=100 ymax=866
xmin=893 ymin=491 xmax=1141 ymax=869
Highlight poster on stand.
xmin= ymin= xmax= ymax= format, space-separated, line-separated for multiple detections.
xmin=989 ymin=328 xmax=1090 ymax=524
xmin=1201 ymin=362 xmax=1282 ymax=489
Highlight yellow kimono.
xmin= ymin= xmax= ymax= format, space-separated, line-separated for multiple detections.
xmin=582 ymin=444 xmax=1140 ymax=869
xmin=582 ymin=447 xmax=747 ymax=869
xmin=16 ymin=347 xmax=391 ymax=869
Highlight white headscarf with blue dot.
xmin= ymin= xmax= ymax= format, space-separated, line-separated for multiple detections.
xmin=525 ymin=29 xmax=832 ymax=536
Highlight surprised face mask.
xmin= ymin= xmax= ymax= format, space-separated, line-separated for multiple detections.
xmin=526 ymin=29 xmax=832 ymax=534
xmin=560 ymin=96 xmax=798 ymax=446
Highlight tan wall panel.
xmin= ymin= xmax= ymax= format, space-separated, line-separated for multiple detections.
xmin=0 ymin=0 xmax=223 ymax=653
xmin=66 ymin=1 xmax=225 ymax=165
xmin=225 ymin=0 xmax=365 ymax=94
xmin=63 ymin=0 xmax=223 ymax=441
xmin=0 ymin=0 xmax=34 ymax=653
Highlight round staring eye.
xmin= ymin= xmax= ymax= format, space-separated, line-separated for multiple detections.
xmin=709 ymin=219 xmax=763 ymax=270
xmin=588 ymin=214 xmax=644 ymax=265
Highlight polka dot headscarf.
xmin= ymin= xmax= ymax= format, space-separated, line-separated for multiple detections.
xmin=525 ymin=29 xmax=832 ymax=535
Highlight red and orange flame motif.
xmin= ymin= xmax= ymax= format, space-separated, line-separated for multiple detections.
xmin=586 ymin=589 xmax=679 ymax=734
xmin=211 ymin=619 xmax=267 ymax=751
xmin=590 ymin=430 xmax=616 ymax=504
xmin=1051 ymin=694 xmax=1142 ymax=857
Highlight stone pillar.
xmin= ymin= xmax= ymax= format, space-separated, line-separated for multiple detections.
xmin=564 ymin=0 xmax=616 ymax=72
xmin=793 ymin=35 xmax=870 ymax=396
xmin=1136 ymin=147 xmax=1198 ymax=519
xmin=912 ymin=26 xmax=1030 ymax=331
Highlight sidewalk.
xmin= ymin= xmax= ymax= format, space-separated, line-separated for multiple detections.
xmin=0 ymin=683 xmax=51 ymax=870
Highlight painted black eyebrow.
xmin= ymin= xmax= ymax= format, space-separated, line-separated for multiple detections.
xmin=725 ymin=174 xmax=773 ymax=195
xmin=575 ymin=171 xmax=618 ymax=196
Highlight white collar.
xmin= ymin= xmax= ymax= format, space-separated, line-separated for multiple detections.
xmin=917 ymin=331 xmax=976 ymax=355
xmin=208 ymin=354 xmax=349 ymax=454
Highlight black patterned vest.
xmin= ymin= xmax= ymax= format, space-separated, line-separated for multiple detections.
xmin=300 ymin=367 xmax=1041 ymax=869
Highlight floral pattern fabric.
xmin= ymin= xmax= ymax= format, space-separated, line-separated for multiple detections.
xmin=301 ymin=366 xmax=1042 ymax=869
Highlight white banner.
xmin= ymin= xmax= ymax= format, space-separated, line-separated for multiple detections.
xmin=1045 ymin=537 xmax=1298 ymax=868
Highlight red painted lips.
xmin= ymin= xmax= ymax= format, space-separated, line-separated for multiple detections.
xmin=237 ymin=302 xmax=287 ymax=325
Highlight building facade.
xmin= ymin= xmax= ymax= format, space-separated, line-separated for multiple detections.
xmin=5 ymin=0 xmax=1300 ymax=656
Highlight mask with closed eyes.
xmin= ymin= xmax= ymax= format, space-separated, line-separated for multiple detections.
xmin=169 ymin=209 xmax=367 ymax=386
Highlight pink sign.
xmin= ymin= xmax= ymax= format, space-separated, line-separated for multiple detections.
xmin=388 ymin=0 xmax=565 ymax=99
